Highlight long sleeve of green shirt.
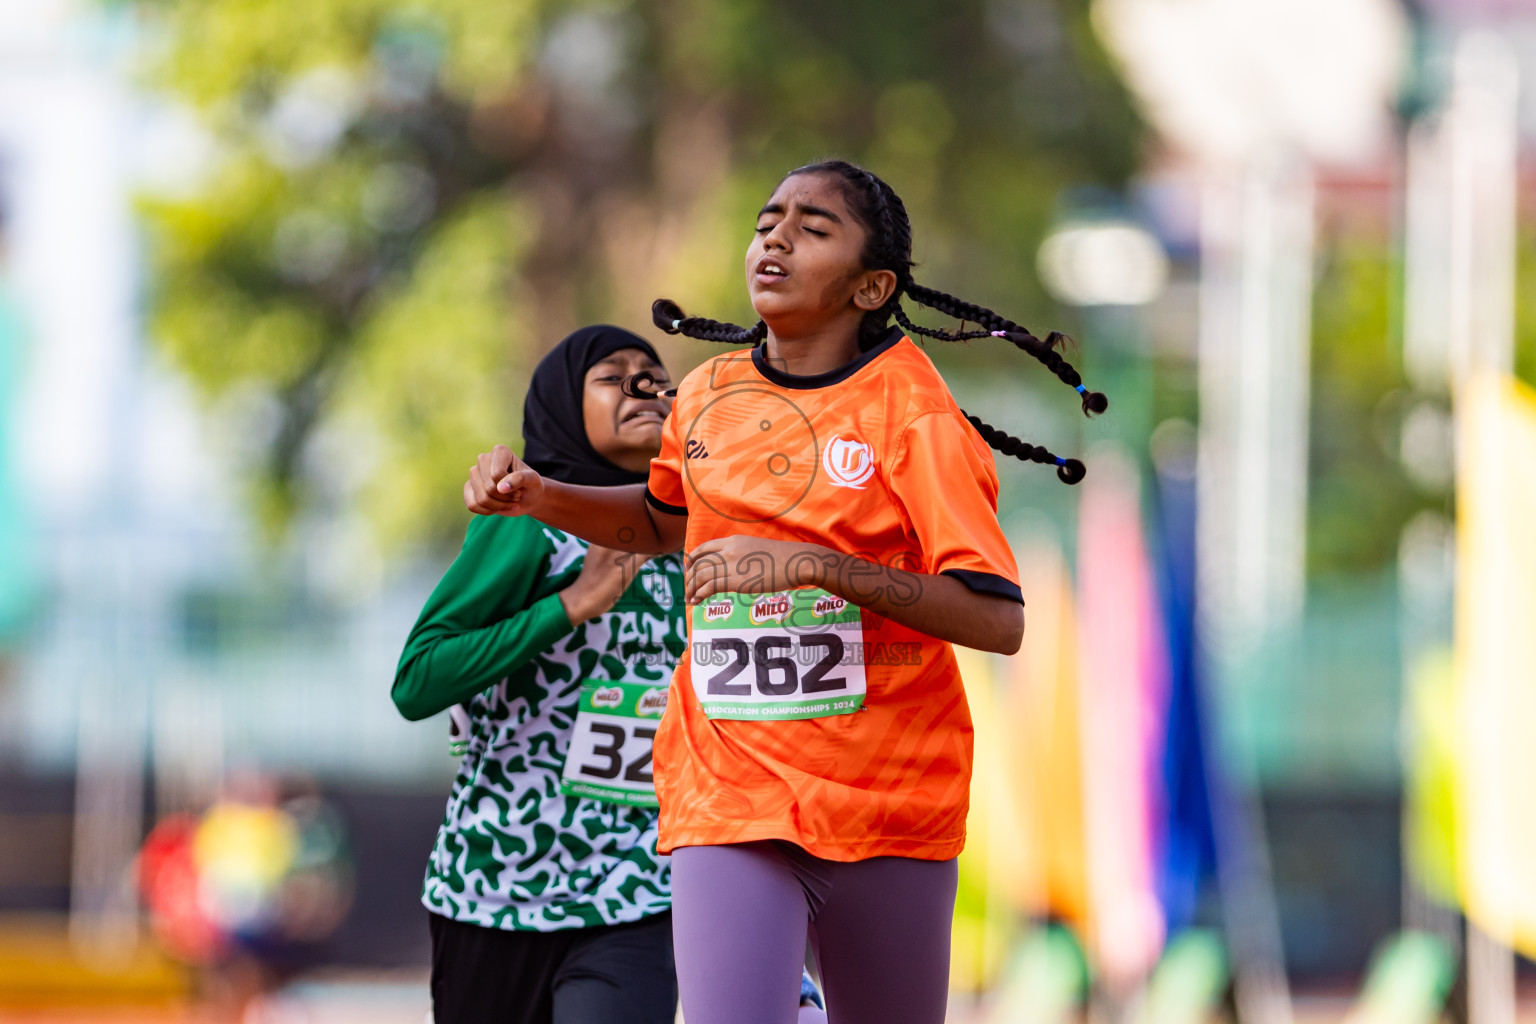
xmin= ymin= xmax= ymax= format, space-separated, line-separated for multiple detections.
xmin=392 ymin=515 xmax=580 ymax=722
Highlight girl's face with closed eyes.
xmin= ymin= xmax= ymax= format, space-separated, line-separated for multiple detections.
xmin=746 ymin=172 xmax=896 ymax=337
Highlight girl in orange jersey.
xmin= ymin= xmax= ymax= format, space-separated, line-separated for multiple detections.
xmin=464 ymin=160 xmax=1105 ymax=1024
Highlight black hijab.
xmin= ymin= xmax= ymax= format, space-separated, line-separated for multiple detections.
xmin=521 ymin=325 xmax=663 ymax=487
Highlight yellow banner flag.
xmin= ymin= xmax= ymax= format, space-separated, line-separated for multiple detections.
xmin=1456 ymin=373 xmax=1536 ymax=954
xmin=1007 ymin=540 xmax=1093 ymax=933
xmin=1004 ymin=535 xmax=1090 ymax=930
xmin=951 ymin=534 xmax=1091 ymax=990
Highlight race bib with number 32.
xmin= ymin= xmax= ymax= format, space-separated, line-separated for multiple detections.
xmin=690 ymin=588 xmax=866 ymax=721
xmin=560 ymin=682 xmax=669 ymax=807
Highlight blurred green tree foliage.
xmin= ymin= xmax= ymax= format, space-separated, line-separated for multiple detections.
xmin=137 ymin=0 xmax=1141 ymax=550
xmin=1306 ymin=237 xmax=1418 ymax=578
xmin=1518 ymin=230 xmax=1536 ymax=391
xmin=1307 ymin=223 xmax=1536 ymax=580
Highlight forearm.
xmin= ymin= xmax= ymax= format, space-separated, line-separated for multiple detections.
xmin=530 ymin=482 xmax=681 ymax=555
xmin=810 ymin=553 xmax=1023 ymax=654
xmin=391 ymin=594 xmax=573 ymax=720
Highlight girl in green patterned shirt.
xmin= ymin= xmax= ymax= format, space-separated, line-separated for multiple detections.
xmin=393 ymin=326 xmax=685 ymax=1024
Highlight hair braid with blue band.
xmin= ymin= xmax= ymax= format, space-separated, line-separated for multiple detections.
xmin=648 ymin=160 xmax=1107 ymax=485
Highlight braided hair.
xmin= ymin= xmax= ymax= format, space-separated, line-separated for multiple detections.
xmin=648 ymin=159 xmax=1105 ymax=485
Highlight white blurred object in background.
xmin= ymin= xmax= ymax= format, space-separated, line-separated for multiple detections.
xmin=1037 ymin=220 xmax=1169 ymax=308
xmin=1405 ymin=33 xmax=1519 ymax=393
xmin=1092 ymin=0 xmax=1406 ymax=169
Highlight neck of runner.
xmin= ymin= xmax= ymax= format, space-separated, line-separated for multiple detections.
xmin=763 ymin=325 xmax=862 ymax=378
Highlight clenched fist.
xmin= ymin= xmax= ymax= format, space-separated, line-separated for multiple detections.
xmin=464 ymin=445 xmax=545 ymax=517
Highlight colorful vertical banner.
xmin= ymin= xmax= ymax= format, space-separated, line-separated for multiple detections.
xmin=1150 ymin=451 xmax=1219 ymax=934
xmin=1005 ymin=536 xmax=1091 ymax=931
xmin=1403 ymin=648 xmax=1458 ymax=905
xmin=956 ymin=451 xmax=1223 ymax=997
xmin=1077 ymin=446 xmax=1169 ymax=985
xmin=953 ymin=644 xmax=1028 ymax=990
xmin=954 ymin=530 xmax=1090 ymax=990
xmin=1455 ymin=373 xmax=1536 ymax=955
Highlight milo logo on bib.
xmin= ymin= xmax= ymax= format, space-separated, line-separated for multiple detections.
xmin=749 ymin=593 xmax=791 ymax=625
xmin=812 ymin=594 xmax=845 ymax=617
xmin=689 ymin=587 xmax=866 ymax=721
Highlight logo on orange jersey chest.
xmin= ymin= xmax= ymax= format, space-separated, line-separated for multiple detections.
xmin=822 ymin=436 xmax=876 ymax=489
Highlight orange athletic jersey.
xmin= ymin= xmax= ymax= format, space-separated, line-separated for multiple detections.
xmin=645 ymin=330 xmax=1023 ymax=862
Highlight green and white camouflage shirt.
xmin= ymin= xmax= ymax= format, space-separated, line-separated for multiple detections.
xmin=393 ymin=514 xmax=686 ymax=931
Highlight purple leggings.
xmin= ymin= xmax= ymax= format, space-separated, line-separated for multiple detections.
xmin=671 ymin=841 xmax=959 ymax=1024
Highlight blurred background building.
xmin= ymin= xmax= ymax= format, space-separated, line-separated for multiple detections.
xmin=0 ymin=0 xmax=1534 ymax=1020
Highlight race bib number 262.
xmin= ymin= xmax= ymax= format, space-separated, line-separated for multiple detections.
xmin=689 ymin=588 xmax=866 ymax=721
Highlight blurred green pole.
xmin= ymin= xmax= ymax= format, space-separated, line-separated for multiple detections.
xmin=0 ymin=265 xmax=37 ymax=655
xmin=1081 ymin=304 xmax=1156 ymax=462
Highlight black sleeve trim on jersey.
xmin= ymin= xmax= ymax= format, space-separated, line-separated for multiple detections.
xmin=645 ymin=487 xmax=689 ymax=516
xmin=941 ymin=569 xmax=1024 ymax=605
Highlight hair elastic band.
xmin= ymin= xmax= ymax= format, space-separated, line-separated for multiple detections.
xmin=1054 ymin=456 xmax=1067 ymax=467
xmin=990 ymin=330 xmax=1008 ymax=338
xmin=672 ymin=320 xmax=682 ymax=330
xmin=1074 ymin=384 xmax=1087 ymax=395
